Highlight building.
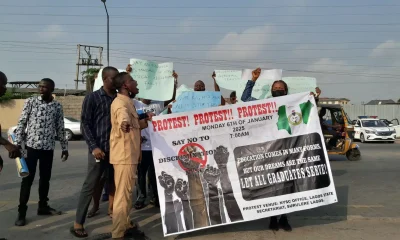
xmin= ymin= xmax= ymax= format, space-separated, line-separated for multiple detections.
xmin=365 ymin=99 xmax=396 ymax=105
xmin=319 ymin=97 xmax=350 ymax=105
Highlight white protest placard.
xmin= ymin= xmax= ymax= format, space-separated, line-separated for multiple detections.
xmin=150 ymin=92 xmax=337 ymax=236
xmin=214 ymin=70 xmax=242 ymax=90
xmin=130 ymin=59 xmax=175 ymax=101
xmin=242 ymin=69 xmax=283 ymax=100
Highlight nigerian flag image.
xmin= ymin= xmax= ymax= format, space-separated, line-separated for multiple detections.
xmin=276 ymin=100 xmax=313 ymax=135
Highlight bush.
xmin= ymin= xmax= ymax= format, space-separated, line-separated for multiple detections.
xmin=0 ymin=90 xmax=13 ymax=103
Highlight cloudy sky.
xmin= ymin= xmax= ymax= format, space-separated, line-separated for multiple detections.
xmin=1 ymin=0 xmax=399 ymax=103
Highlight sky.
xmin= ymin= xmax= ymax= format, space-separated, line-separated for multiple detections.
xmin=1 ymin=0 xmax=400 ymax=104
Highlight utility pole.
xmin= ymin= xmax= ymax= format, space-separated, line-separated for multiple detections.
xmin=74 ymin=45 xmax=103 ymax=91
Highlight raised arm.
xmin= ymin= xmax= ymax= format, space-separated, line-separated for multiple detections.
xmin=212 ymin=71 xmax=226 ymax=106
xmin=241 ymin=68 xmax=261 ymax=102
xmin=164 ymin=71 xmax=178 ymax=107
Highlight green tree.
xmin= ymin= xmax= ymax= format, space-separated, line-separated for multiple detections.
xmin=82 ymin=68 xmax=100 ymax=94
xmin=0 ymin=89 xmax=13 ymax=103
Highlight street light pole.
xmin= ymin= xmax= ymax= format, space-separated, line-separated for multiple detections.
xmin=101 ymin=0 xmax=109 ymax=66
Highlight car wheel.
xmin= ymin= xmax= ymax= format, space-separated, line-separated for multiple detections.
xmin=389 ymin=141 xmax=395 ymax=144
xmin=360 ymin=133 xmax=366 ymax=143
xmin=65 ymin=129 xmax=73 ymax=141
xmin=346 ymin=149 xmax=361 ymax=161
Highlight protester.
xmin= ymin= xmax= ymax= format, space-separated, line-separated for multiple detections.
xmin=0 ymin=71 xmax=21 ymax=172
xmin=126 ymin=64 xmax=178 ymax=209
xmin=194 ymin=80 xmax=206 ymax=91
xmin=110 ymin=72 xmax=152 ymax=239
xmin=211 ymin=71 xmax=235 ymax=105
xmin=241 ymin=68 xmax=321 ymax=232
xmin=71 ymin=66 xmax=119 ymax=238
xmin=13 ymin=78 xmax=68 ymax=226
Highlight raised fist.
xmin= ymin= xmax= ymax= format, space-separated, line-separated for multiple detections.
xmin=202 ymin=165 xmax=221 ymax=186
xmin=175 ymin=178 xmax=188 ymax=200
xmin=214 ymin=145 xmax=229 ymax=167
xmin=252 ymin=68 xmax=261 ymax=81
xmin=158 ymin=171 xmax=175 ymax=195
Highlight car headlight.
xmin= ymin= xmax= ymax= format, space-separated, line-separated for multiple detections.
xmin=365 ymin=130 xmax=376 ymax=134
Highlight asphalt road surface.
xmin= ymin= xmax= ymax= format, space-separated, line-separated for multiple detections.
xmin=0 ymin=140 xmax=399 ymax=240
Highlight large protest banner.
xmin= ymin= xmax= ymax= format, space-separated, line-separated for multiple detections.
xmin=149 ymin=92 xmax=337 ymax=236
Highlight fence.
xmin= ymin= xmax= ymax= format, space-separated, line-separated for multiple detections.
xmin=343 ymin=105 xmax=400 ymax=121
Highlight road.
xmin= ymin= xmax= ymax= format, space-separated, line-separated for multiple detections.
xmin=0 ymin=140 xmax=399 ymax=240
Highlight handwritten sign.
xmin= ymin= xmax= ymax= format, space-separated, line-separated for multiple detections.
xmin=130 ymin=59 xmax=175 ymax=101
xmin=282 ymin=77 xmax=317 ymax=95
xmin=214 ymin=70 xmax=242 ymax=90
xmin=172 ymin=91 xmax=221 ymax=113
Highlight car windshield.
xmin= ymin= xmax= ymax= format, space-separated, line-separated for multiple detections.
xmin=65 ymin=117 xmax=80 ymax=122
xmin=362 ymin=120 xmax=387 ymax=128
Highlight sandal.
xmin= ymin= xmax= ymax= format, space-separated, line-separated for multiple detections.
xmin=70 ymin=226 xmax=88 ymax=238
xmin=87 ymin=207 xmax=99 ymax=218
xmin=134 ymin=201 xmax=146 ymax=210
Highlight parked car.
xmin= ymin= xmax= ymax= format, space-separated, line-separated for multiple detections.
xmin=354 ymin=118 xmax=396 ymax=143
xmin=7 ymin=117 xmax=81 ymax=141
xmin=381 ymin=119 xmax=400 ymax=138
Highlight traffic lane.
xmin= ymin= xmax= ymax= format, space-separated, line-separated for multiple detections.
xmin=0 ymin=141 xmax=399 ymax=239
xmin=322 ymin=142 xmax=400 ymax=218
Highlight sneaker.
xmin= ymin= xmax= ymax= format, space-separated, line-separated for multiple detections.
xmin=37 ymin=205 xmax=62 ymax=216
xmin=15 ymin=213 xmax=26 ymax=226
xmin=269 ymin=216 xmax=279 ymax=231
xmin=279 ymin=215 xmax=292 ymax=232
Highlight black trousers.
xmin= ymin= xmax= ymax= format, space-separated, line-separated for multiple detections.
xmin=18 ymin=147 xmax=54 ymax=215
xmin=137 ymin=151 xmax=158 ymax=202
xmin=75 ymin=152 xmax=114 ymax=225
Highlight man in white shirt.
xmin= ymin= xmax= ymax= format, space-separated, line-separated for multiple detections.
xmin=126 ymin=64 xmax=178 ymax=209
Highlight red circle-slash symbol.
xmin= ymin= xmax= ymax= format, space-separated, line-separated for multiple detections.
xmin=178 ymin=143 xmax=208 ymax=171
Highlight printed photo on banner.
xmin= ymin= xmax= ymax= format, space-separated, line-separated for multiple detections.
xmin=149 ymin=92 xmax=337 ymax=236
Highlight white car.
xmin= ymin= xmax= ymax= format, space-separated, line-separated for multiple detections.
xmin=354 ymin=118 xmax=396 ymax=143
xmin=8 ymin=117 xmax=81 ymax=141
